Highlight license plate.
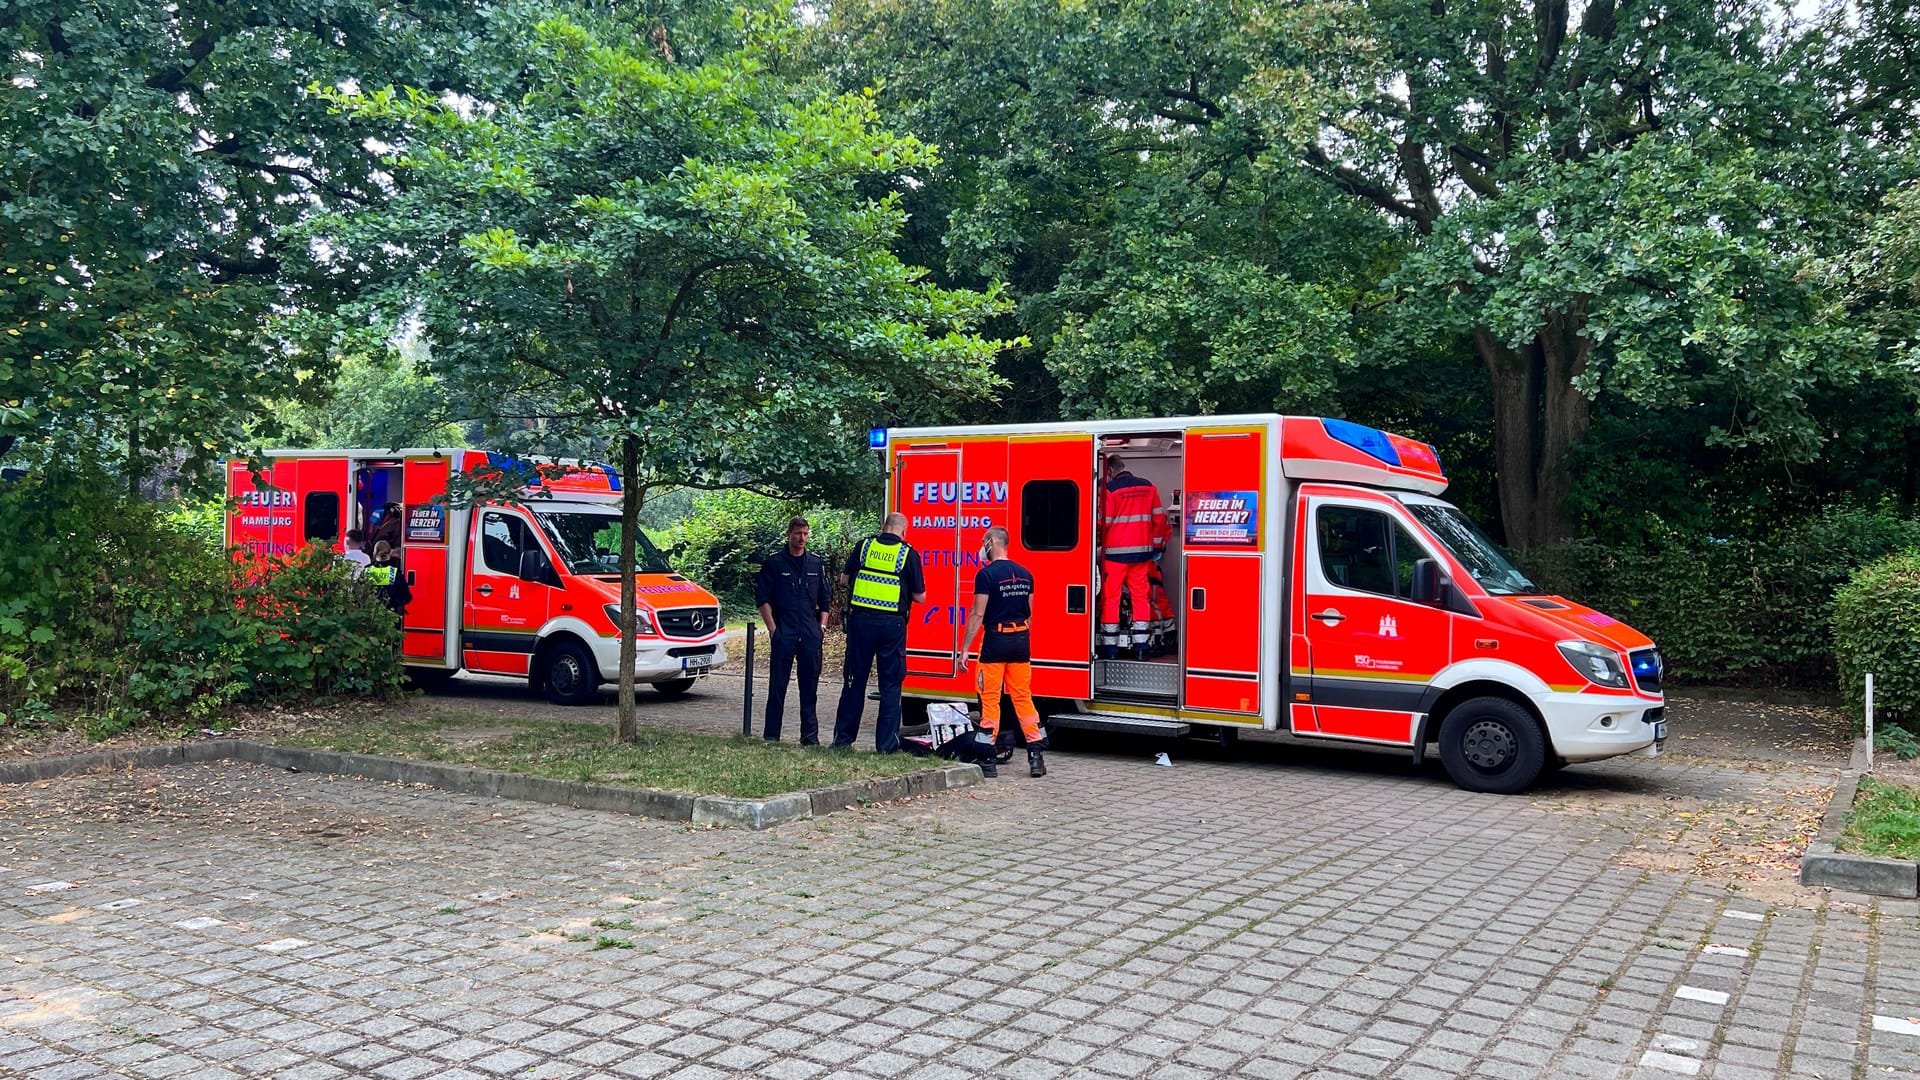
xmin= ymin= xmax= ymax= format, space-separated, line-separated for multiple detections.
xmin=1652 ymin=721 xmax=1667 ymax=741
xmin=682 ymin=656 xmax=713 ymax=675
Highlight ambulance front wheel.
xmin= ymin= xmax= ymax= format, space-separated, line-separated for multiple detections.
xmin=542 ymin=641 xmax=602 ymax=706
xmin=1437 ymin=697 xmax=1546 ymax=795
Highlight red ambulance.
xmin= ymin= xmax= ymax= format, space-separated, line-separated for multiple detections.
xmin=888 ymin=415 xmax=1665 ymax=793
xmin=226 ymin=449 xmax=728 ymax=704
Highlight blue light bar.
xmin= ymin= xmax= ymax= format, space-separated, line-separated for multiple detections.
xmin=868 ymin=427 xmax=889 ymax=450
xmin=1322 ymin=418 xmax=1402 ymax=467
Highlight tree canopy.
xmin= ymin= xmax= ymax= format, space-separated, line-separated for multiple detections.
xmin=310 ymin=4 xmax=1015 ymax=737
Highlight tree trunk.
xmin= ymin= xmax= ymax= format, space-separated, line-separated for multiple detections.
xmin=617 ymin=435 xmax=642 ymax=744
xmin=1474 ymin=308 xmax=1591 ymax=551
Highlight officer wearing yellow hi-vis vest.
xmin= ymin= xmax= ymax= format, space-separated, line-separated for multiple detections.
xmin=833 ymin=512 xmax=927 ymax=752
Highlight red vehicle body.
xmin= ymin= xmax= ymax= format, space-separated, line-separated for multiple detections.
xmin=226 ymin=449 xmax=727 ymax=704
xmin=889 ymin=415 xmax=1665 ymax=793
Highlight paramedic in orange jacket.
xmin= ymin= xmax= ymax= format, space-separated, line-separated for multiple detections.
xmin=1098 ymin=454 xmax=1164 ymax=660
xmin=957 ymin=526 xmax=1047 ymax=778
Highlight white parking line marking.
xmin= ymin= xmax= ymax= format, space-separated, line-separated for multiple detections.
xmin=26 ymin=881 xmax=75 ymax=892
xmin=1640 ymin=1050 xmax=1702 ymax=1075
xmin=1874 ymin=1015 xmax=1920 ymax=1037
xmin=175 ymin=916 xmax=224 ymax=930
xmin=1676 ymin=986 xmax=1729 ymax=1005
xmin=1651 ymin=1034 xmax=1700 ymax=1053
xmin=1702 ymin=944 xmax=1748 ymax=957
xmin=99 ymin=898 xmax=143 ymax=911
xmin=1724 ymin=910 xmax=1765 ymax=921
xmin=258 ymin=938 xmax=308 ymax=953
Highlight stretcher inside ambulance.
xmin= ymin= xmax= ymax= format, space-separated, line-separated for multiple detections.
xmin=226 ymin=449 xmax=728 ymax=705
xmin=888 ymin=415 xmax=1664 ymax=793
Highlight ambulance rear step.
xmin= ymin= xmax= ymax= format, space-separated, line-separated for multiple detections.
xmin=1047 ymin=713 xmax=1190 ymax=738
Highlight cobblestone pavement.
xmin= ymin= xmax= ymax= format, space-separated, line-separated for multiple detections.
xmin=5 ymin=683 xmax=1920 ymax=1079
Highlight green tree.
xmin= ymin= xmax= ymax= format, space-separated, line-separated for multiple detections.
xmin=816 ymin=0 xmax=1907 ymax=547
xmin=0 ymin=0 xmax=481 ymax=484
xmin=267 ymin=350 xmax=466 ymax=451
xmin=313 ymin=5 xmax=1014 ymax=740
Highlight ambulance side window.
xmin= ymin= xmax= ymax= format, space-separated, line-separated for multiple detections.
xmin=303 ymin=492 xmax=340 ymax=543
xmin=1316 ymin=506 xmax=1396 ymax=596
xmin=480 ymin=512 xmax=533 ymax=575
xmin=1393 ymin=523 xmax=1430 ymax=597
xmin=1021 ymin=480 xmax=1079 ymax=551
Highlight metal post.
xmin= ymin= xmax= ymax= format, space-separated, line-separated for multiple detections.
xmin=743 ymin=623 xmax=755 ymax=738
xmin=1866 ymin=672 xmax=1875 ymax=773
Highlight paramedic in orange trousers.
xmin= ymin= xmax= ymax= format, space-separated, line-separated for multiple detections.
xmin=1098 ymin=454 xmax=1165 ymax=660
xmin=956 ymin=526 xmax=1048 ymax=778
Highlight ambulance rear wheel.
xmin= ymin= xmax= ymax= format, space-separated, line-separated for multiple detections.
xmin=542 ymin=641 xmax=601 ymax=706
xmin=1437 ymin=697 xmax=1546 ymax=794
xmin=650 ymin=678 xmax=697 ymax=698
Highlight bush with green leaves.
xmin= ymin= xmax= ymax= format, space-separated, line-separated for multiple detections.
xmin=1833 ymin=551 xmax=1920 ymax=734
xmin=0 ymin=469 xmax=403 ymax=736
xmin=1527 ymin=508 xmax=1920 ymax=690
xmin=653 ymin=490 xmax=873 ymax=620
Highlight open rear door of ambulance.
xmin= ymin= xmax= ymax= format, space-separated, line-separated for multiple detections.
xmin=1181 ymin=425 xmax=1268 ymax=719
xmin=1009 ymin=433 xmax=1094 ymax=698
xmin=894 ymin=446 xmax=964 ymax=686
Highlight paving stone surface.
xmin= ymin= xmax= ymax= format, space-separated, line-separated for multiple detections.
xmin=5 ymin=681 xmax=1920 ymax=1078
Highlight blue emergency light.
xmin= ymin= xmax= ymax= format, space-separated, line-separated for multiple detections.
xmin=868 ymin=427 xmax=888 ymax=450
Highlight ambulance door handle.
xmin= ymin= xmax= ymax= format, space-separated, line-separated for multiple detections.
xmin=1311 ymin=608 xmax=1346 ymax=625
xmin=1066 ymin=585 xmax=1087 ymax=614
xmin=1190 ymin=588 xmax=1205 ymax=612
xmin=406 ymin=571 xmax=416 ymax=586
xmin=476 ymin=584 xmax=493 ymax=596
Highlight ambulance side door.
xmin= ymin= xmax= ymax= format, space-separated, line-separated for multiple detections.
xmin=462 ymin=508 xmax=553 ymax=676
xmin=400 ymin=455 xmax=451 ymax=663
xmin=1009 ymin=434 xmax=1094 ymax=698
xmin=1300 ymin=488 xmax=1451 ymax=744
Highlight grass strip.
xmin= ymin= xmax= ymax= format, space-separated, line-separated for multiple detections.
xmin=1840 ymin=777 xmax=1920 ymax=860
xmin=278 ymin=713 xmax=936 ymax=798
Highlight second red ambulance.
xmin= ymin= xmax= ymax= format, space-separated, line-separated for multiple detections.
xmin=888 ymin=414 xmax=1665 ymax=793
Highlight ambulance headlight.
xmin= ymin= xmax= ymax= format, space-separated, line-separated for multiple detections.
xmin=1557 ymin=640 xmax=1629 ymax=689
xmin=604 ymin=605 xmax=655 ymax=636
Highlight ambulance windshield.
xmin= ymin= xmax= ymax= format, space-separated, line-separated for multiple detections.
xmin=534 ymin=511 xmax=672 ymax=576
xmin=1405 ymin=504 xmax=1537 ymax=596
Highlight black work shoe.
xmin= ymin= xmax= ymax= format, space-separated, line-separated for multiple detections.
xmin=1028 ymin=750 xmax=1047 ymax=778
xmin=980 ymin=761 xmax=998 ymax=778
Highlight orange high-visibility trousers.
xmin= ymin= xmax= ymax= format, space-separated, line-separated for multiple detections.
xmin=1099 ymin=560 xmax=1152 ymax=647
xmin=977 ymin=661 xmax=1045 ymax=744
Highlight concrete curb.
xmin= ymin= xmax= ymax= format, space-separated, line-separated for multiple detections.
xmin=1800 ymin=751 xmax=1920 ymax=897
xmin=0 ymin=740 xmax=983 ymax=830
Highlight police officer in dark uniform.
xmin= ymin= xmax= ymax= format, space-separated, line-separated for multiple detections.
xmin=756 ymin=517 xmax=833 ymax=745
xmin=833 ymin=512 xmax=927 ymax=753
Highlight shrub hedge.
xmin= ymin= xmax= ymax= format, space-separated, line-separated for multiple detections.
xmin=1525 ymin=508 xmax=1920 ymax=691
xmin=652 ymin=489 xmax=870 ymax=620
xmin=1833 ymin=552 xmax=1920 ymax=732
xmin=0 ymin=470 xmax=404 ymax=736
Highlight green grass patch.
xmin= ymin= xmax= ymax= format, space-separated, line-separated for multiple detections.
xmin=277 ymin=713 xmax=936 ymax=798
xmin=1841 ymin=777 xmax=1920 ymax=860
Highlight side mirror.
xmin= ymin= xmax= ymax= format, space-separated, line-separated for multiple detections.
xmin=1412 ymin=559 xmax=1443 ymax=606
xmin=518 ymin=548 xmax=554 ymax=584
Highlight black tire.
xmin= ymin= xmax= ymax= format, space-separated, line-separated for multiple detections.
xmin=1437 ymin=696 xmax=1548 ymax=794
xmin=650 ymin=678 xmax=697 ymax=698
xmin=542 ymin=640 xmax=601 ymax=706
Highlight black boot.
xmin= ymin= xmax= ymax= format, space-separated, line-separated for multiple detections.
xmin=1028 ymin=749 xmax=1047 ymax=777
xmin=980 ymin=760 xmax=998 ymax=778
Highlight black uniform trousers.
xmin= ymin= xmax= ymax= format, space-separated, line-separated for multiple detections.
xmin=764 ymin=629 xmax=823 ymax=745
xmin=833 ymin=612 xmax=907 ymax=752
